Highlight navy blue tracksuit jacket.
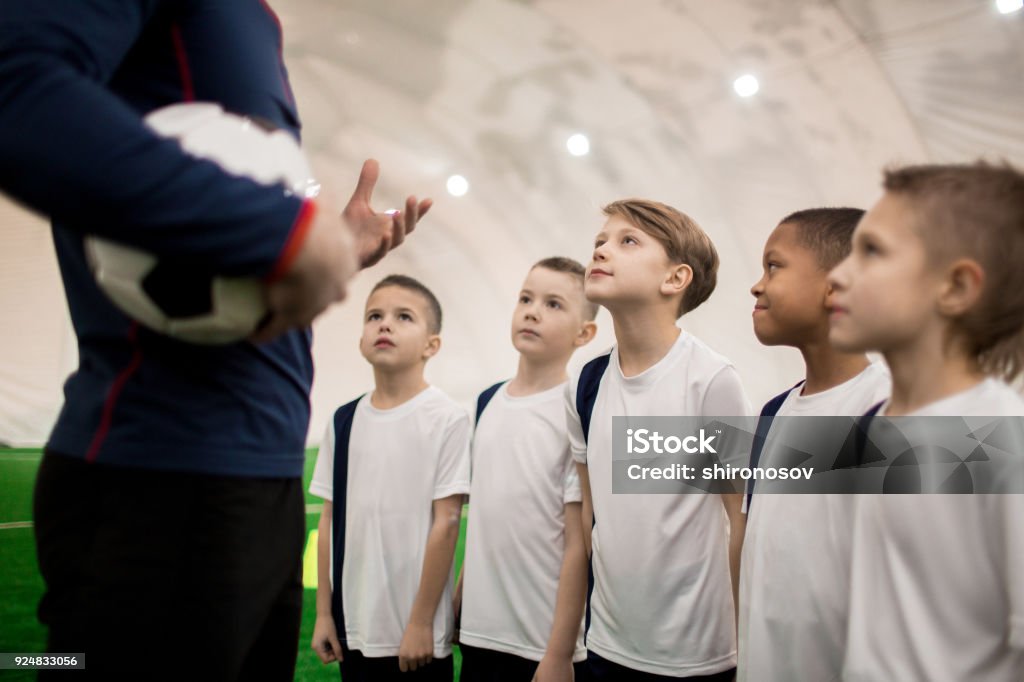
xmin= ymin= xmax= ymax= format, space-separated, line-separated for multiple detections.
xmin=0 ymin=1 xmax=318 ymax=477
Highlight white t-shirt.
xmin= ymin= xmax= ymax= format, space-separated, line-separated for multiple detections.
xmin=737 ymin=363 xmax=890 ymax=682
xmin=567 ymin=330 xmax=751 ymax=677
xmin=460 ymin=381 xmax=587 ymax=663
xmin=309 ymin=386 xmax=472 ymax=658
xmin=844 ymin=378 xmax=1024 ymax=682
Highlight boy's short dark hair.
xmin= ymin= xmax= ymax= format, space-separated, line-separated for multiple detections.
xmin=882 ymin=161 xmax=1024 ymax=381
xmin=602 ymin=199 xmax=719 ymax=317
xmin=532 ymin=256 xmax=599 ymax=321
xmin=371 ymin=274 xmax=442 ymax=334
xmin=779 ymin=207 xmax=865 ymax=270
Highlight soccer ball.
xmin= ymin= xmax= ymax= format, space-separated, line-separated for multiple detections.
xmin=85 ymin=102 xmax=318 ymax=345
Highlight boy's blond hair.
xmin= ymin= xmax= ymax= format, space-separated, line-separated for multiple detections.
xmin=602 ymin=199 xmax=718 ymax=317
xmin=884 ymin=161 xmax=1024 ymax=381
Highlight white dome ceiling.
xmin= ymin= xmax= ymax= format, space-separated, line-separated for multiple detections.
xmin=2 ymin=0 xmax=1022 ymax=445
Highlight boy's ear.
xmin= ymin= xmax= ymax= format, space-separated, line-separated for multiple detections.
xmin=422 ymin=334 xmax=442 ymax=360
xmin=575 ymin=320 xmax=598 ymax=348
xmin=660 ymin=263 xmax=693 ymax=298
xmin=823 ymin=281 xmax=836 ymax=308
xmin=937 ymin=258 xmax=984 ymax=317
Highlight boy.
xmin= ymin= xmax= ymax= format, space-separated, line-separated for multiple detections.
xmin=829 ymin=163 xmax=1024 ymax=681
xmin=458 ymin=257 xmax=598 ymax=682
xmin=309 ymin=274 xmax=470 ymax=681
xmin=738 ymin=208 xmax=890 ymax=681
xmin=569 ymin=199 xmax=749 ymax=681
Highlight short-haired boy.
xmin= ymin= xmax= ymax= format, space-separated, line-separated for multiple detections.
xmin=738 ymin=208 xmax=890 ymax=682
xmin=309 ymin=275 xmax=470 ymax=681
xmin=458 ymin=257 xmax=598 ymax=682
xmin=569 ymin=199 xmax=750 ymax=681
xmin=830 ymin=163 xmax=1024 ymax=681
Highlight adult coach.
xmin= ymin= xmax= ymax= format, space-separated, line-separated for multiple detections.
xmin=0 ymin=2 xmax=430 ymax=679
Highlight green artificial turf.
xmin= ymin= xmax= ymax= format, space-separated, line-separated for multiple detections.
xmin=0 ymin=451 xmax=47 ymax=681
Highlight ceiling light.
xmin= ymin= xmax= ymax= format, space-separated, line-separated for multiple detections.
xmin=446 ymin=175 xmax=469 ymax=197
xmin=566 ymin=133 xmax=590 ymax=156
xmin=733 ymin=74 xmax=760 ymax=98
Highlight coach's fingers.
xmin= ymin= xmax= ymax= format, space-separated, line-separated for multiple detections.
xmin=386 ymin=204 xmax=409 ymax=252
xmin=417 ymin=197 xmax=433 ymax=221
xmin=347 ymin=158 xmax=380 ymax=209
xmin=390 ymin=195 xmax=431 ymax=250
xmin=402 ymin=196 xmax=432 ymax=240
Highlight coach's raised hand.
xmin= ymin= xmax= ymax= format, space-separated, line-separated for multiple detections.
xmin=343 ymin=158 xmax=433 ymax=269
xmin=255 ymin=159 xmax=431 ymax=342
xmin=254 ymin=195 xmax=358 ymax=343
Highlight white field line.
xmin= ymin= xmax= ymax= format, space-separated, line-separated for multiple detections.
xmin=0 ymin=521 xmax=33 ymax=530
